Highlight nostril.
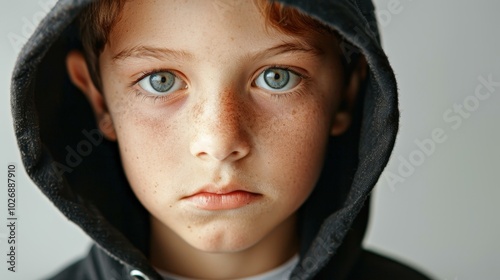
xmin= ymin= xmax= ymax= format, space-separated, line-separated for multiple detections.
xmin=196 ymin=151 xmax=208 ymax=159
xmin=230 ymin=150 xmax=241 ymax=158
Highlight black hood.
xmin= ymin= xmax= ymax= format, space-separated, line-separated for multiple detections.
xmin=11 ymin=0 xmax=399 ymax=279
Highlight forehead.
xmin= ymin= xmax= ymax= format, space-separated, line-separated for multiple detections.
xmin=105 ymin=0 xmax=330 ymax=62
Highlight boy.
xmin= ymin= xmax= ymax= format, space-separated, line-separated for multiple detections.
xmin=11 ymin=0 xmax=431 ymax=279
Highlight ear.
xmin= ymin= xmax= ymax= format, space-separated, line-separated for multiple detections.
xmin=330 ymin=56 xmax=368 ymax=136
xmin=66 ymin=50 xmax=117 ymax=141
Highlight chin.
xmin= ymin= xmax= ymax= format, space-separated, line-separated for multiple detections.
xmin=186 ymin=228 xmax=262 ymax=253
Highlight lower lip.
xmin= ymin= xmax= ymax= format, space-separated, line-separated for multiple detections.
xmin=184 ymin=191 xmax=260 ymax=210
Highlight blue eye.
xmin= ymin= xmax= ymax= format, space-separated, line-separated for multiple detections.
xmin=138 ymin=71 xmax=186 ymax=95
xmin=255 ymin=68 xmax=301 ymax=91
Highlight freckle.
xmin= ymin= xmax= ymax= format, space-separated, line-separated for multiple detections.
xmin=169 ymin=205 xmax=172 ymax=208
xmin=193 ymin=101 xmax=204 ymax=120
xmin=187 ymin=225 xmax=191 ymax=229
xmin=219 ymin=88 xmax=241 ymax=133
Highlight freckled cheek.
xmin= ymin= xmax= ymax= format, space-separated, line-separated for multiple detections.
xmin=256 ymin=103 xmax=332 ymax=200
xmin=109 ymin=104 xmax=185 ymax=200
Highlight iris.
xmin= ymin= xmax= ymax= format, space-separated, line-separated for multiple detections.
xmin=263 ymin=68 xmax=290 ymax=89
xmin=149 ymin=72 xmax=175 ymax=92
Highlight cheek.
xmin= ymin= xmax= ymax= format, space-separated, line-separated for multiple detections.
xmin=107 ymin=100 xmax=187 ymax=206
xmin=255 ymin=101 xmax=333 ymax=206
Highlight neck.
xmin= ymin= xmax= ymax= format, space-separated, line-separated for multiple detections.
xmin=149 ymin=214 xmax=299 ymax=279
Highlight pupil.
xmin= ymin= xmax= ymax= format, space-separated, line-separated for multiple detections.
xmin=150 ymin=72 xmax=174 ymax=92
xmin=264 ymin=68 xmax=289 ymax=89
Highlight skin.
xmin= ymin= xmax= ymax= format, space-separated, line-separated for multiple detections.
xmin=66 ymin=0 xmax=365 ymax=278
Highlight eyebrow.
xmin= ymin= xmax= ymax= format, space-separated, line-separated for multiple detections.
xmin=112 ymin=46 xmax=194 ymax=62
xmin=250 ymin=41 xmax=324 ymax=59
xmin=111 ymin=41 xmax=323 ymax=63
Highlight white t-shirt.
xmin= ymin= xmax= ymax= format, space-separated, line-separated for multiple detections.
xmin=156 ymin=254 xmax=299 ymax=280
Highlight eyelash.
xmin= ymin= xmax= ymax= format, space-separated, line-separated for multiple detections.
xmin=130 ymin=68 xmax=184 ymax=103
xmin=129 ymin=66 xmax=311 ymax=103
xmin=257 ymin=65 xmax=310 ymax=100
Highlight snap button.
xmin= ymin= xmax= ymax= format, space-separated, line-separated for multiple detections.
xmin=130 ymin=269 xmax=150 ymax=280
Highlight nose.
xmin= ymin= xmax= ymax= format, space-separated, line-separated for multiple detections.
xmin=189 ymin=89 xmax=251 ymax=162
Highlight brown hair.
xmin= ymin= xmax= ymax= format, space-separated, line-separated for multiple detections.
xmin=258 ymin=1 xmax=335 ymax=37
xmin=78 ymin=0 xmax=343 ymax=90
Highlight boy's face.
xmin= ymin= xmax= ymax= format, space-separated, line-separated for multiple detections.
xmin=96 ymin=0 xmax=349 ymax=253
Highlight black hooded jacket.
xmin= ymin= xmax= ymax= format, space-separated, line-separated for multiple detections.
xmin=11 ymin=0 xmax=432 ymax=279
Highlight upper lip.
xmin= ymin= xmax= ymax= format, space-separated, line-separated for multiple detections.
xmin=183 ymin=183 xmax=258 ymax=198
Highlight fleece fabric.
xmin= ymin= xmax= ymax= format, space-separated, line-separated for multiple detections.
xmin=11 ymin=0 xmax=431 ymax=279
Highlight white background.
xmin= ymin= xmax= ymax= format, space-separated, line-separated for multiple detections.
xmin=1 ymin=0 xmax=499 ymax=279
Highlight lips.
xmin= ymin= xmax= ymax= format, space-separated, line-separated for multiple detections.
xmin=183 ymin=186 xmax=261 ymax=210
